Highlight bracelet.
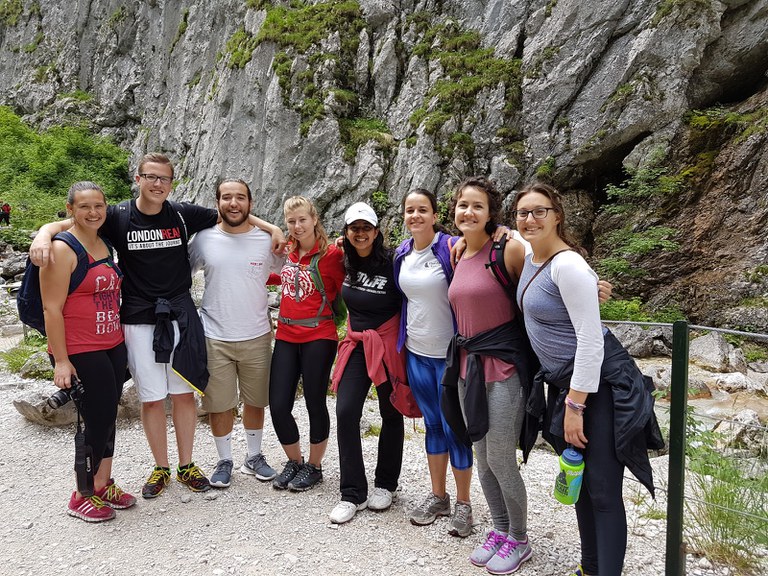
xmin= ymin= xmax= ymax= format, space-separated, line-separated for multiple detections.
xmin=565 ymin=396 xmax=586 ymax=414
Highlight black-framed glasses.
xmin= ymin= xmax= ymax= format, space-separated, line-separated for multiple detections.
xmin=512 ymin=207 xmax=557 ymax=220
xmin=139 ymin=173 xmax=173 ymax=185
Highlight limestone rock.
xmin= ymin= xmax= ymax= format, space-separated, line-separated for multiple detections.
xmin=19 ymin=351 xmax=53 ymax=380
xmin=689 ymin=332 xmax=730 ymax=373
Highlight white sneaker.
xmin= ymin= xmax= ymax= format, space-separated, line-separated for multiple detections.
xmin=368 ymin=487 xmax=394 ymax=511
xmin=329 ymin=500 xmax=368 ymax=524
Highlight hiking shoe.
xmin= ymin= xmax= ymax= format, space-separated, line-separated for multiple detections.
xmin=210 ymin=459 xmax=234 ymax=488
xmin=288 ymin=462 xmax=323 ymax=491
xmin=567 ymin=566 xmax=586 ymax=576
xmin=448 ymin=500 xmax=473 ymax=537
xmin=469 ymin=529 xmax=507 ymax=567
xmin=485 ymin=536 xmax=533 ymax=575
xmin=67 ymin=492 xmax=116 ymax=522
xmin=176 ymin=463 xmax=211 ymax=492
xmin=329 ymin=500 xmax=368 ymax=524
xmin=96 ymin=479 xmax=136 ymax=509
xmin=240 ymin=453 xmax=277 ymax=481
xmin=368 ymin=487 xmax=394 ymax=511
xmin=409 ymin=492 xmax=451 ymax=525
xmin=272 ymin=459 xmax=302 ymax=490
xmin=142 ymin=466 xmax=171 ymax=499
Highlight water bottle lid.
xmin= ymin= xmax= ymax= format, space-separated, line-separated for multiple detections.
xmin=562 ymin=447 xmax=583 ymax=465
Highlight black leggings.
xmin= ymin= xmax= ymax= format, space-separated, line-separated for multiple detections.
xmin=269 ymin=339 xmax=337 ymax=446
xmin=336 ymin=344 xmax=404 ymax=504
xmin=55 ymin=343 xmax=128 ymax=474
xmin=576 ymin=379 xmax=627 ymax=576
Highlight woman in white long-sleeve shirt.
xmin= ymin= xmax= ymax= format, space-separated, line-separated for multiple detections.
xmin=514 ymin=182 xmax=658 ymax=576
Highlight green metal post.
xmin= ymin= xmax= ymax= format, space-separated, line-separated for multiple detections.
xmin=665 ymin=320 xmax=689 ymax=576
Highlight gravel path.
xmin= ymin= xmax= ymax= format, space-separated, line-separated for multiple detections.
xmin=0 ymin=365 xmax=727 ymax=576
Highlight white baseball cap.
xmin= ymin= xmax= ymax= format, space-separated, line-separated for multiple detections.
xmin=344 ymin=202 xmax=378 ymax=226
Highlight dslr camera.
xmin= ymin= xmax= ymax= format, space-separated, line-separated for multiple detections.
xmin=47 ymin=375 xmax=85 ymax=409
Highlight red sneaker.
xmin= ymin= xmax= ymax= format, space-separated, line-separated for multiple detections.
xmin=67 ymin=492 xmax=116 ymax=522
xmin=96 ymin=479 xmax=137 ymax=509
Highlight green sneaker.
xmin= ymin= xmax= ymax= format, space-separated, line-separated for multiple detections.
xmin=142 ymin=466 xmax=171 ymax=499
xmin=568 ymin=565 xmax=587 ymax=576
xmin=176 ymin=463 xmax=211 ymax=492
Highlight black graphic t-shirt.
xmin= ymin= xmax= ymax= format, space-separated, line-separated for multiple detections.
xmin=342 ymin=259 xmax=402 ymax=331
xmin=101 ymin=200 xmax=217 ymax=324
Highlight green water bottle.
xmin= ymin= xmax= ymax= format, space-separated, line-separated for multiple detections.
xmin=554 ymin=447 xmax=584 ymax=505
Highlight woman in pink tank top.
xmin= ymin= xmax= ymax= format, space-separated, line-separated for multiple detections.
xmin=40 ymin=181 xmax=134 ymax=523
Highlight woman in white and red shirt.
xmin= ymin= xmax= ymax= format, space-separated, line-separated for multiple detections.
xmin=268 ymin=196 xmax=345 ymax=492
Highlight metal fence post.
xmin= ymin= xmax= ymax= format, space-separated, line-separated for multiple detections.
xmin=665 ymin=320 xmax=689 ymax=576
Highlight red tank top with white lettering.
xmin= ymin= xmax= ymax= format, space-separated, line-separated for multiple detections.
xmin=60 ymin=256 xmax=124 ymax=354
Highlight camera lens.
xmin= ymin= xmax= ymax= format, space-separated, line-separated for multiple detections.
xmin=46 ymin=388 xmax=72 ymax=409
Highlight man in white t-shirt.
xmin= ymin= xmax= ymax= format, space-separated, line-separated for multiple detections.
xmin=189 ymin=179 xmax=284 ymax=488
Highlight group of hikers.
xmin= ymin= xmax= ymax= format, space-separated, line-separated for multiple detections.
xmin=31 ymin=152 xmax=661 ymax=576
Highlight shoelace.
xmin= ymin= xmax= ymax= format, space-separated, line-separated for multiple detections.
xmin=416 ymin=494 xmax=442 ymax=513
xmin=482 ymin=531 xmax=504 ymax=551
xmin=104 ymin=483 xmax=123 ymax=501
xmin=453 ymin=503 xmax=470 ymax=523
xmin=293 ymin=466 xmax=312 ymax=483
xmin=497 ymin=537 xmax=523 ymax=559
xmin=246 ymin=454 xmax=265 ymax=469
xmin=148 ymin=469 xmax=169 ymax=484
xmin=82 ymin=495 xmax=107 ymax=509
xmin=182 ymin=465 xmax=204 ymax=480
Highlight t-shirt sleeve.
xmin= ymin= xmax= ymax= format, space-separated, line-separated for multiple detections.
xmin=551 ymin=252 xmax=604 ymax=393
xmin=188 ymin=231 xmax=203 ymax=274
xmin=178 ymin=202 xmax=218 ymax=235
xmin=100 ymin=204 xmax=120 ymax=244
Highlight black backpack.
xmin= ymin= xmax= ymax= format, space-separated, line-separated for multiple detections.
xmin=16 ymin=231 xmax=115 ymax=335
xmin=485 ymin=235 xmax=518 ymax=298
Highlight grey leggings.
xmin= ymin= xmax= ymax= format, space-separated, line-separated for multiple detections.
xmin=459 ymin=373 xmax=528 ymax=540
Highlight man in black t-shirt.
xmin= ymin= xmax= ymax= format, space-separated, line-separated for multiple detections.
xmin=30 ymin=153 xmax=284 ymax=501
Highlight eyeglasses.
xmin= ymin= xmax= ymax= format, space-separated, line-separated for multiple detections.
xmin=512 ymin=207 xmax=556 ymax=220
xmin=139 ymin=173 xmax=173 ymax=185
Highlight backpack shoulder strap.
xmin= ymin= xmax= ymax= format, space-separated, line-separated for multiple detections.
xmin=53 ymin=231 xmax=90 ymax=294
xmin=485 ymin=235 xmax=515 ymax=294
xmin=308 ymin=252 xmax=331 ymax=317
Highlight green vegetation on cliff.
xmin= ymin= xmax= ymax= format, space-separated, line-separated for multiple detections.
xmin=0 ymin=106 xmax=131 ymax=245
xmin=408 ymin=16 xmax=523 ymax=163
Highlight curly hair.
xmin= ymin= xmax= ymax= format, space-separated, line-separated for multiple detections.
xmin=450 ymin=176 xmax=502 ymax=236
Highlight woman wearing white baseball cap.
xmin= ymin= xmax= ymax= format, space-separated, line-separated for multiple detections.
xmin=328 ymin=201 xmax=406 ymax=524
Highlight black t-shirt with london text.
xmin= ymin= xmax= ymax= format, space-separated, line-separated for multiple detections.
xmin=342 ymin=259 xmax=402 ymax=332
xmin=100 ymin=199 xmax=217 ymax=324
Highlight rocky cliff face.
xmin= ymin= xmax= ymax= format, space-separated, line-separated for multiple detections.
xmin=0 ymin=0 xmax=766 ymax=327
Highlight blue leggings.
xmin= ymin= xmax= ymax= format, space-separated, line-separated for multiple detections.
xmin=406 ymin=351 xmax=472 ymax=470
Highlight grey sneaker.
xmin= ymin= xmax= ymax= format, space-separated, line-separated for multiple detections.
xmin=210 ymin=459 xmax=234 ymax=488
xmin=409 ymin=492 xmax=451 ymax=525
xmin=448 ymin=500 xmax=473 ymax=537
xmin=272 ymin=459 xmax=302 ymax=490
xmin=240 ymin=453 xmax=277 ymax=481
xmin=485 ymin=536 xmax=532 ymax=575
xmin=287 ymin=462 xmax=323 ymax=492
xmin=469 ymin=529 xmax=507 ymax=567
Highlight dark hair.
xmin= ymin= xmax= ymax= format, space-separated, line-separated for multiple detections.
xmin=402 ymin=188 xmax=448 ymax=234
xmin=138 ymin=152 xmax=174 ymax=178
xmin=66 ymin=181 xmax=105 ymax=205
xmin=450 ymin=176 xmax=502 ymax=236
xmin=343 ymin=227 xmax=393 ymax=278
xmin=514 ymin=182 xmax=585 ymax=255
xmin=216 ymin=178 xmax=252 ymax=202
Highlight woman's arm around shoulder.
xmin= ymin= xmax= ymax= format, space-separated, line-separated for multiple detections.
xmin=503 ymin=236 xmax=527 ymax=281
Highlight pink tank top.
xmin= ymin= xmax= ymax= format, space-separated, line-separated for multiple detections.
xmin=60 ymin=257 xmax=124 ymax=355
xmin=448 ymin=239 xmax=516 ymax=382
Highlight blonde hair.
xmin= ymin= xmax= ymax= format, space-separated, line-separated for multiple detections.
xmin=283 ymin=196 xmax=329 ymax=256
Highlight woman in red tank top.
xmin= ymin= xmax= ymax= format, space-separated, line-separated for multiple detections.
xmin=40 ymin=181 xmax=135 ymax=523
